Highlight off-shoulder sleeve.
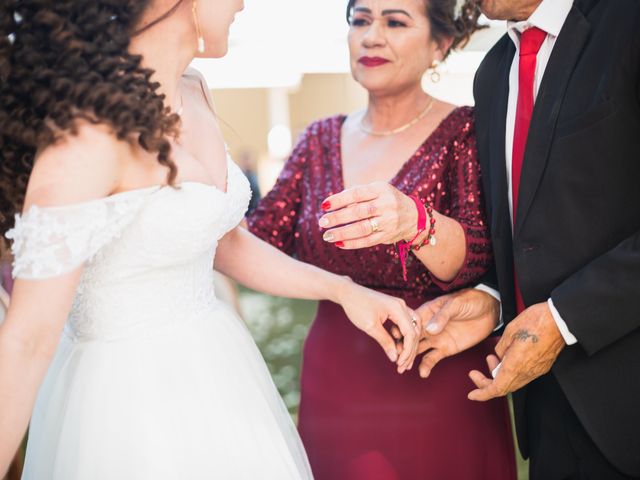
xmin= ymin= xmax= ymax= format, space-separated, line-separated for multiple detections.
xmin=246 ymin=129 xmax=311 ymax=255
xmin=431 ymin=110 xmax=493 ymax=291
xmin=6 ymin=196 xmax=147 ymax=280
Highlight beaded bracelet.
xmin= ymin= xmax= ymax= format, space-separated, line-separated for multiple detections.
xmin=412 ymin=203 xmax=437 ymax=250
xmin=397 ymin=195 xmax=427 ymax=281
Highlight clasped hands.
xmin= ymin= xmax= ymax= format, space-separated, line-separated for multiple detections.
xmin=392 ymin=288 xmax=567 ymax=399
xmin=337 ymin=278 xmax=422 ymax=374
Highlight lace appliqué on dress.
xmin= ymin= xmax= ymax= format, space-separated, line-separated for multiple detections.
xmin=6 ymin=195 xmax=149 ymax=280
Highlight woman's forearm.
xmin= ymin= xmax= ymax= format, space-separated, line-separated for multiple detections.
xmin=411 ymin=212 xmax=466 ymax=282
xmin=214 ymin=227 xmax=348 ymax=303
xmin=316 ymin=183 xmax=468 ymax=282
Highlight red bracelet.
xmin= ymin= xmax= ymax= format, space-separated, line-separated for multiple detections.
xmin=412 ymin=203 xmax=437 ymax=251
xmin=397 ymin=195 xmax=427 ymax=281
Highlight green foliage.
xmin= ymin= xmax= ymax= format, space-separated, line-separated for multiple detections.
xmin=239 ymin=287 xmax=317 ymax=415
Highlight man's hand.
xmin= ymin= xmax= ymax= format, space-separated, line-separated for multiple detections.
xmin=468 ymin=302 xmax=566 ymax=401
xmin=391 ymin=288 xmax=500 ymax=378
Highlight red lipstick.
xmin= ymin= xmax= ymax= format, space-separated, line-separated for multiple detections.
xmin=358 ymin=56 xmax=390 ymax=67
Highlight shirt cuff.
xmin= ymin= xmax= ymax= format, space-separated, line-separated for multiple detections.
xmin=474 ymin=284 xmax=503 ymax=331
xmin=548 ymin=298 xmax=578 ymax=345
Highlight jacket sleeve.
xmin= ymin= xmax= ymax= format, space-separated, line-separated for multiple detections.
xmin=551 ymin=230 xmax=640 ymax=356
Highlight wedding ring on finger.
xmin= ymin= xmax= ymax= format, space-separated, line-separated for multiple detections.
xmin=369 ymin=217 xmax=380 ymax=234
xmin=411 ymin=313 xmax=419 ymax=329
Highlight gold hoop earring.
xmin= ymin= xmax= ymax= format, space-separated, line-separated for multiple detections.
xmin=192 ymin=1 xmax=205 ymax=53
xmin=429 ymin=61 xmax=441 ymax=83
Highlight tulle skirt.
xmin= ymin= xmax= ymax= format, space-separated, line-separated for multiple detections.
xmin=22 ymin=301 xmax=312 ymax=479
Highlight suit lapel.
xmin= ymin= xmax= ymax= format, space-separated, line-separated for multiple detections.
xmin=514 ymin=6 xmax=591 ymax=235
xmin=488 ymin=42 xmax=515 ymax=239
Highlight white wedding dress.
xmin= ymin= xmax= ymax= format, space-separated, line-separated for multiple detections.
xmin=7 ymin=154 xmax=313 ymax=479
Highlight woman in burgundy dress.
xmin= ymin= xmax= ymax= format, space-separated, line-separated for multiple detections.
xmin=247 ymin=0 xmax=516 ymax=478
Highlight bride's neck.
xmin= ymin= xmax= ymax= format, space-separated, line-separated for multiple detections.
xmin=128 ymin=11 xmax=196 ymax=112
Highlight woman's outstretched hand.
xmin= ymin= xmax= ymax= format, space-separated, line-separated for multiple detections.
xmin=336 ymin=279 xmax=420 ymax=373
xmin=318 ymin=182 xmax=418 ymax=249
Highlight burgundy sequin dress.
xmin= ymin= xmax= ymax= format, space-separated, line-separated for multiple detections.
xmin=247 ymin=107 xmax=516 ymax=480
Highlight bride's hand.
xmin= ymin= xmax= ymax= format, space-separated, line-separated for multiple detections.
xmin=336 ymin=279 xmax=420 ymax=373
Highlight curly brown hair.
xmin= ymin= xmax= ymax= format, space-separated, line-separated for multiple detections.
xmin=346 ymin=0 xmax=486 ymax=58
xmin=0 ymin=0 xmax=184 ymax=235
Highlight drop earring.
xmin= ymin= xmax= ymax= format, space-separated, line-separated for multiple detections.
xmin=429 ymin=60 xmax=441 ymax=83
xmin=192 ymin=1 xmax=205 ymax=53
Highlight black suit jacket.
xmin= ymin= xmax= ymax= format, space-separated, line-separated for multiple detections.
xmin=473 ymin=0 xmax=640 ymax=475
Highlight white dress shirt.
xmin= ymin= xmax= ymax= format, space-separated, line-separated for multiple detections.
xmin=478 ymin=0 xmax=578 ymax=345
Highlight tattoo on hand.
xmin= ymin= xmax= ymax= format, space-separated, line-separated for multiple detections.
xmin=513 ymin=329 xmax=539 ymax=344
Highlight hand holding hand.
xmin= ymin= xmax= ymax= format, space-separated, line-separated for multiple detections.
xmin=318 ymin=182 xmax=419 ymax=249
xmin=391 ymin=288 xmax=499 ymax=378
xmin=337 ymin=279 xmax=420 ymax=374
xmin=468 ymin=302 xmax=566 ymax=401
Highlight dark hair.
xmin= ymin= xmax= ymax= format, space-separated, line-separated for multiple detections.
xmin=0 ymin=0 xmax=184 ymax=235
xmin=346 ymin=0 xmax=485 ymax=58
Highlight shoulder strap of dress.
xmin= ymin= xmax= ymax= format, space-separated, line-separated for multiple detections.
xmin=183 ymin=67 xmax=217 ymax=116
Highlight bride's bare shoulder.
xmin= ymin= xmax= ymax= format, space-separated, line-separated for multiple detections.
xmin=25 ymin=122 xmax=126 ymax=209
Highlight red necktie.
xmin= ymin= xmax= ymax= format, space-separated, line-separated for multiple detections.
xmin=512 ymin=26 xmax=547 ymax=313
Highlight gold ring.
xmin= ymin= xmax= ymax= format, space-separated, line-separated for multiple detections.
xmin=369 ymin=217 xmax=380 ymax=233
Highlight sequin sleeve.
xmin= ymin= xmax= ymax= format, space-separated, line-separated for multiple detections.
xmin=430 ymin=112 xmax=493 ymax=291
xmin=246 ymin=130 xmax=310 ymax=255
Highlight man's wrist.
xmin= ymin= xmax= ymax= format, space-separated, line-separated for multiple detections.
xmin=474 ymin=284 xmax=503 ymax=330
xmin=547 ymin=298 xmax=578 ymax=345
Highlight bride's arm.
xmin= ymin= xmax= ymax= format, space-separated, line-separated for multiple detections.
xmin=215 ymin=226 xmax=420 ymax=371
xmin=0 ymin=126 xmax=122 ymax=476
xmin=216 ymin=227 xmax=345 ymax=302
xmin=0 ymin=271 xmax=83 ymax=474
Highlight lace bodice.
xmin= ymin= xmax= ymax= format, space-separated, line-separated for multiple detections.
xmin=6 ymin=155 xmax=251 ymax=341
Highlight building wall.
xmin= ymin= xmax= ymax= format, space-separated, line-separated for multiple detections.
xmin=210 ymin=87 xmax=270 ymax=161
xmin=289 ymin=73 xmax=367 ymax=139
xmin=211 ymin=73 xmax=368 ymax=160
xmin=211 ymin=73 xmax=368 ymax=190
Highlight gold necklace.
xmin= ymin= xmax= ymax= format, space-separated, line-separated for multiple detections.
xmin=359 ymin=98 xmax=435 ymax=137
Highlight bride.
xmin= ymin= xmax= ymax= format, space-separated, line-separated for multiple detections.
xmin=0 ymin=1 xmax=421 ymax=478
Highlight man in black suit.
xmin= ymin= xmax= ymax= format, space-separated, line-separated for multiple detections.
xmin=415 ymin=0 xmax=640 ymax=478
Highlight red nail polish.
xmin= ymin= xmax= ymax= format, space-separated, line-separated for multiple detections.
xmin=335 ymin=241 xmax=345 ymax=248
xmin=321 ymin=201 xmax=331 ymax=211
